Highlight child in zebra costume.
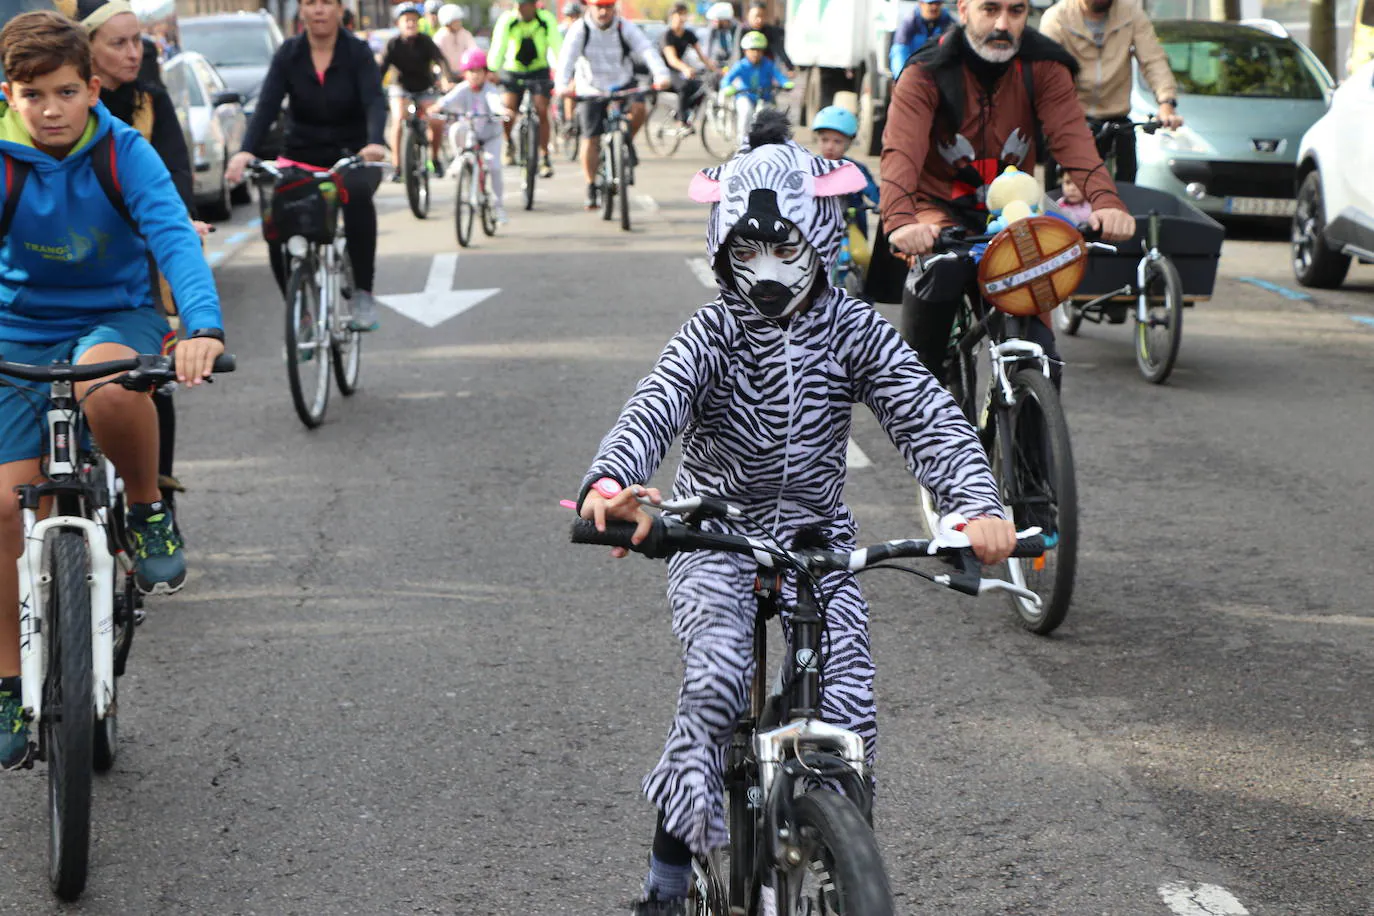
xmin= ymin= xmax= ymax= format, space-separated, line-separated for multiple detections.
xmin=576 ymin=111 xmax=1016 ymax=916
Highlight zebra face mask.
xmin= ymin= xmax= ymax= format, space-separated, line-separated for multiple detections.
xmin=726 ymin=223 xmax=821 ymax=320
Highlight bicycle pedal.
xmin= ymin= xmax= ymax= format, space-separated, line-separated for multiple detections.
xmin=133 ymin=607 xmax=147 ymax=625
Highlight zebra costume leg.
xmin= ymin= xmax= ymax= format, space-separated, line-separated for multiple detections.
xmin=643 ymin=550 xmax=876 ymax=855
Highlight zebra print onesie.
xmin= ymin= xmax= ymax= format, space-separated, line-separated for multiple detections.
xmin=579 ymin=127 xmax=1005 ymax=856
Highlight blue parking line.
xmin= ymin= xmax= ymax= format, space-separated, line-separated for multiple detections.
xmin=206 ymin=250 xmax=225 ymax=268
xmin=1236 ymin=276 xmax=1313 ymax=301
xmin=223 ymin=231 xmax=251 ymax=245
xmin=1352 ymin=315 xmax=1374 ymax=330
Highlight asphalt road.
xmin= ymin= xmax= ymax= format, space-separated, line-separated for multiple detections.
xmin=0 ymin=138 xmax=1371 ymax=916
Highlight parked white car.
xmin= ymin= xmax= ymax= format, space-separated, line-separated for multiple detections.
xmin=1292 ymin=60 xmax=1374 ymax=288
xmin=162 ymin=51 xmax=247 ymax=222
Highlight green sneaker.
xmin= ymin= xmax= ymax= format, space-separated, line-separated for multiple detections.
xmin=0 ymin=682 xmax=30 ymax=770
xmin=127 ymin=502 xmax=186 ymax=595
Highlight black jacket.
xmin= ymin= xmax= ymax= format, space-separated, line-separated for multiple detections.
xmin=241 ymin=29 xmax=387 ymax=168
xmin=101 ymin=80 xmax=195 ymax=215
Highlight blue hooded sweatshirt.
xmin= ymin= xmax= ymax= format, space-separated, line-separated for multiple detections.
xmin=0 ymin=101 xmax=221 ymax=345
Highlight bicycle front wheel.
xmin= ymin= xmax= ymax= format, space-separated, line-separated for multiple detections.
xmin=992 ymin=368 xmax=1078 ymax=634
xmin=773 ymin=790 xmax=895 ymax=916
xmin=404 ymin=127 xmax=429 ymax=219
xmin=618 ymin=132 xmax=632 ymax=232
xmin=522 ymin=116 xmax=538 ymax=211
xmin=455 ymin=156 xmax=476 ymax=247
xmin=285 ymin=258 xmax=330 ymax=428
xmin=1135 ymin=255 xmax=1184 ymax=384
xmin=600 ymin=141 xmax=616 ymax=222
xmin=46 ymin=531 xmax=94 ymax=901
xmin=331 ymin=246 xmax=362 ymax=396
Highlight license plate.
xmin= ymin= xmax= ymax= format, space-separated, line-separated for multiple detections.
xmin=1223 ymin=196 xmax=1296 ymax=217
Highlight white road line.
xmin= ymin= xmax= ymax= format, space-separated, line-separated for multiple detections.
xmin=686 ymin=256 xmax=715 ymax=289
xmin=845 ymin=438 xmax=872 ymax=469
xmin=1158 ymin=882 xmax=1251 ymax=916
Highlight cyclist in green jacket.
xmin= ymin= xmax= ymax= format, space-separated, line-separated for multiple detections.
xmin=488 ymin=0 xmax=562 ymax=177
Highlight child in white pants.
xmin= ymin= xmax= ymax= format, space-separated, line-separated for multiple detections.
xmin=436 ymin=48 xmax=508 ymax=222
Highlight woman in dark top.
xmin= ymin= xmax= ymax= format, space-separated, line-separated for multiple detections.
xmin=226 ymin=0 xmax=389 ymax=331
xmin=64 ymin=0 xmax=212 ymax=518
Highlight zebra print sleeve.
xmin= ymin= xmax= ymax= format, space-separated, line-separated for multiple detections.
xmin=577 ymin=304 xmax=729 ymax=507
xmin=838 ymin=299 xmax=1006 ymax=521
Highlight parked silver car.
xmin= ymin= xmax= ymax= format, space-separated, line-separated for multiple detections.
xmin=1128 ymin=20 xmax=1334 ymax=220
xmin=163 ymin=51 xmax=247 ymax=221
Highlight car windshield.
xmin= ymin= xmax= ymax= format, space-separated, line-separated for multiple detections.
xmin=1153 ymin=32 xmax=1328 ymax=100
xmin=179 ymin=22 xmax=274 ymax=68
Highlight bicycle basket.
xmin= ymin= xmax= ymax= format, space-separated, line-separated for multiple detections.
xmin=259 ymin=169 xmax=340 ymax=244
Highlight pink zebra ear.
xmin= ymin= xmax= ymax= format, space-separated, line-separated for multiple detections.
xmin=812 ymin=162 xmax=867 ymax=197
xmin=688 ymin=170 xmax=722 ymax=202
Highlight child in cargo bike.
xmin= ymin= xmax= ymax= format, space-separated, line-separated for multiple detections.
xmin=0 ymin=11 xmax=225 ymax=770
xmin=574 ymin=111 xmax=1016 ymax=915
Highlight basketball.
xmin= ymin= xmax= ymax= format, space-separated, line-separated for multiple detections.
xmin=977 ymin=215 xmax=1088 ymax=316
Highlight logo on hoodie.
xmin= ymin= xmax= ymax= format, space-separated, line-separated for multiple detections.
xmin=24 ymin=227 xmax=108 ymax=265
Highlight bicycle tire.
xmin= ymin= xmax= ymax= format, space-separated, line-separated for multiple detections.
xmin=618 ymin=131 xmax=631 ymax=232
xmin=1135 ymin=255 xmax=1184 ymax=384
xmin=601 ymin=140 xmax=616 ymax=222
xmin=455 ymin=156 xmax=476 ymax=247
xmin=1053 ymin=302 xmax=1084 ymax=336
xmin=773 ymin=790 xmax=895 ymax=916
xmin=562 ymin=120 xmax=580 ymax=161
xmin=405 ymin=126 xmax=429 ymax=219
xmin=46 ymin=531 xmax=94 ymax=902
xmin=522 ymin=114 xmax=537 ymax=211
xmin=701 ymin=102 xmax=735 ymax=160
xmin=331 ymin=245 xmax=362 ymax=396
xmin=992 ymin=368 xmax=1078 ymax=634
xmin=726 ymin=773 xmax=757 ymax=913
xmin=285 ymin=257 xmax=330 ymax=428
xmin=480 ymin=164 xmax=498 ymax=236
xmin=93 ymin=507 xmax=124 ymax=770
xmin=690 ymin=854 xmax=728 ymax=916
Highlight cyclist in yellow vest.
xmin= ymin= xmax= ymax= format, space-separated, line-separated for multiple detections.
xmin=488 ymin=0 xmax=562 ymax=177
xmin=418 ymin=0 xmax=442 ymax=35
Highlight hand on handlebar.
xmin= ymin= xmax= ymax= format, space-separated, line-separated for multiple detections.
xmin=964 ymin=517 xmax=1017 ymax=566
xmin=225 ymin=150 xmax=255 ymax=185
xmin=1088 ymin=208 xmax=1136 ymax=242
xmin=580 ymin=485 xmax=662 ymax=558
xmin=174 ymin=336 xmax=225 ymax=388
xmin=1156 ymin=105 xmax=1183 ymax=130
xmin=887 ymin=223 xmax=945 ymax=261
xmin=359 ymin=143 xmax=390 ymax=163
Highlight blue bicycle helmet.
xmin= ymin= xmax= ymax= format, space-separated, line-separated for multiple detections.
xmin=811 ymin=105 xmax=859 ymax=138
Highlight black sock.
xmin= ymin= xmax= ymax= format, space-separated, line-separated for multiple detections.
xmin=128 ymin=500 xmax=167 ymax=521
xmin=652 ymin=813 xmax=692 ymax=866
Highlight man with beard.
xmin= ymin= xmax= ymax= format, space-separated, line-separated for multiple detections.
xmin=1039 ymin=0 xmax=1180 ymax=183
xmin=879 ymin=0 xmax=1134 ymax=384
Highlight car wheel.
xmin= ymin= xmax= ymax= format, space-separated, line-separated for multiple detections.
xmin=1291 ymin=169 xmax=1351 ymax=289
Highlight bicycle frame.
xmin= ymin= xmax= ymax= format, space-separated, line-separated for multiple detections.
xmin=1069 ymin=212 xmax=1165 ymax=327
xmin=16 ymin=380 xmax=120 ymax=727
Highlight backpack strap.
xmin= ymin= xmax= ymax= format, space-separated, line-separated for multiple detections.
xmin=0 ymin=154 xmax=33 ymax=246
xmin=90 ymin=132 xmax=139 ymax=234
xmin=1020 ymin=59 xmax=1046 ymax=160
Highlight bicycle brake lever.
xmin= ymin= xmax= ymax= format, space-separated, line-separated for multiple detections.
xmin=977 ymin=579 xmax=1043 ymax=608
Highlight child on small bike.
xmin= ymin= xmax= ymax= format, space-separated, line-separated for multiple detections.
xmin=0 ymin=11 xmax=224 ymax=770
xmin=810 ymin=105 xmax=880 ymax=293
xmin=721 ymin=31 xmax=792 ymax=146
xmin=435 ymin=47 xmax=508 ymax=223
xmin=575 ymin=111 xmax=1015 ymax=915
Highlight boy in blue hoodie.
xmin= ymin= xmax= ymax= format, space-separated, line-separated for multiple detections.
xmin=721 ymin=30 xmax=791 ymax=146
xmin=0 ymin=10 xmax=224 ymax=770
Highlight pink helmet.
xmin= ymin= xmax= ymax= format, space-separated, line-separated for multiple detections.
xmin=459 ymin=48 xmax=488 ymax=72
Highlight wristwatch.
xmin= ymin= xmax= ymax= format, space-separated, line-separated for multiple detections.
xmin=591 ymin=477 xmax=623 ymax=500
xmin=1159 ymin=98 xmax=1178 ymax=109
xmin=190 ymin=327 xmax=226 ymax=342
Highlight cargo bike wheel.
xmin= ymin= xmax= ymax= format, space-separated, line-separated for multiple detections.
xmin=1134 ymin=254 xmax=1184 ymax=384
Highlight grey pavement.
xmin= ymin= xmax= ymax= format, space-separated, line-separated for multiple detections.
xmin=0 ymin=140 xmax=1371 ymax=915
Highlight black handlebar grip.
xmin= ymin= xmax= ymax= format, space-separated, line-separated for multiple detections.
xmin=1076 ymin=223 xmax=1103 ymax=243
xmin=1010 ymin=534 xmax=1046 ymax=558
xmin=569 ymin=518 xmax=676 ymax=558
xmin=212 ymin=354 xmax=237 ymax=374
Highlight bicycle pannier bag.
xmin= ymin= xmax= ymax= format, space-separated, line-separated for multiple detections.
xmin=259 ymin=169 xmax=340 ymax=244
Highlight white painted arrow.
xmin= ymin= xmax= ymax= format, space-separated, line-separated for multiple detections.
xmin=383 ymin=253 xmax=500 ymax=328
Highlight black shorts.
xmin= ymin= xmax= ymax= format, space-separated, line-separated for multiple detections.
xmin=500 ymin=69 xmax=552 ymax=98
xmin=576 ymin=93 xmax=644 ymax=138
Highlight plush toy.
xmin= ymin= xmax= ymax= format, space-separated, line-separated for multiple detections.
xmin=984 ymin=165 xmax=1042 ymax=234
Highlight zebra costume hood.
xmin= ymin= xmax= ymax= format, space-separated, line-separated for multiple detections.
xmin=689 ymin=112 xmax=867 ymax=305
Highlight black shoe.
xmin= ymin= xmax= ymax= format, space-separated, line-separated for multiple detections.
xmin=389 ymin=172 xmax=403 ymax=184
xmin=630 ymin=895 xmax=686 ymax=916
xmin=626 ymin=141 xmax=639 ymax=168
xmin=585 ymin=184 xmax=600 ymax=210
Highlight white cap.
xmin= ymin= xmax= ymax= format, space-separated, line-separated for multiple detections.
xmin=438 ymin=3 xmax=464 ymax=24
xmin=706 ymin=1 xmax=735 ymax=21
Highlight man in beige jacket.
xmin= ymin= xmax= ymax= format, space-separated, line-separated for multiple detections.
xmin=1039 ymin=0 xmax=1182 ymax=183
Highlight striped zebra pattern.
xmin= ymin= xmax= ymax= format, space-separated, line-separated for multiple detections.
xmin=580 ymin=135 xmax=1005 ymax=854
